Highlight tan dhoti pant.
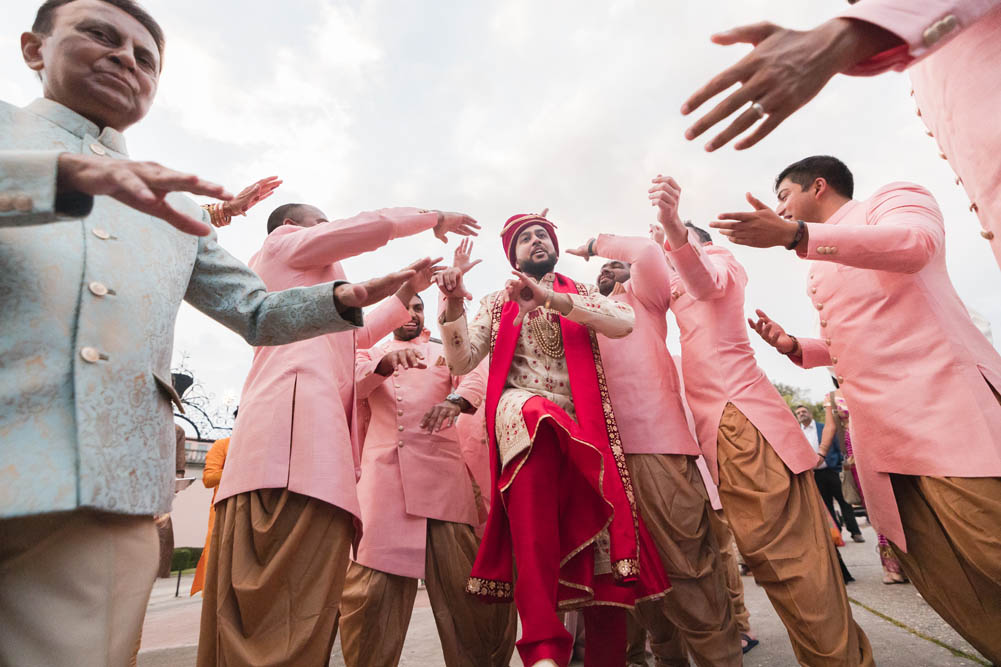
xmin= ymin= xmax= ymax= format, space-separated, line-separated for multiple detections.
xmin=0 ymin=509 xmax=158 ymax=667
xmin=339 ymin=519 xmax=516 ymax=667
xmin=712 ymin=510 xmax=752 ymax=635
xmin=889 ymin=474 xmax=1001 ymax=664
xmin=197 ymin=489 xmax=354 ymax=667
xmin=717 ymin=403 xmax=874 ymax=667
xmin=628 ymin=509 xmax=753 ymax=665
xmin=626 ymin=453 xmax=742 ymax=667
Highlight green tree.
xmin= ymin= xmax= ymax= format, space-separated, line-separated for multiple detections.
xmin=772 ymin=382 xmax=824 ymax=422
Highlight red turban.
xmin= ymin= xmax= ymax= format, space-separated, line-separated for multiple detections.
xmin=500 ymin=211 xmax=559 ymax=269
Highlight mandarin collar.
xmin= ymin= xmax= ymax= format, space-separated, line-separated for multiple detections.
xmin=25 ymin=98 xmax=129 ymax=155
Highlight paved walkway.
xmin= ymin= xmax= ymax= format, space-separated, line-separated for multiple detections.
xmin=138 ymin=522 xmax=989 ymax=666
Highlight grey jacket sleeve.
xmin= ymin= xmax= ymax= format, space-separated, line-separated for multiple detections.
xmin=184 ymin=224 xmax=363 ymax=346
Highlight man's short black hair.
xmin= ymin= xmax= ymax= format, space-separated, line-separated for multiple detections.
xmin=266 ymin=203 xmax=306 ymax=234
xmin=793 ymin=403 xmax=810 ymax=411
xmin=775 ymin=155 xmax=854 ymax=199
xmin=684 ymin=222 xmax=712 ymax=245
xmin=33 ymin=0 xmax=165 ymax=59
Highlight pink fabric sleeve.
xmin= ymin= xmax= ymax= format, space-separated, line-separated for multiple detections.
xmin=797 ymin=183 xmax=943 ymax=274
xmin=355 ymin=345 xmax=389 ymax=400
xmin=356 ymin=296 xmax=410 ymax=350
xmin=595 ymin=234 xmax=673 ymax=313
xmin=839 ymin=0 xmax=1000 ymax=74
xmin=267 ymin=208 xmax=437 ymax=270
xmin=794 ymin=337 xmax=834 ymax=370
xmin=666 ymin=242 xmax=731 ymax=300
xmin=453 ymin=360 xmax=488 ymax=411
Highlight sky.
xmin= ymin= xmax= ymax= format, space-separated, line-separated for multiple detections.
xmin=3 ymin=0 xmax=998 ymax=422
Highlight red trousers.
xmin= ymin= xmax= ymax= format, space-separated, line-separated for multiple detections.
xmin=505 ymin=425 xmax=626 ymax=667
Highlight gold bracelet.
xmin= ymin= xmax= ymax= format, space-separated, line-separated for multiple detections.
xmin=544 ymin=289 xmax=553 ymax=310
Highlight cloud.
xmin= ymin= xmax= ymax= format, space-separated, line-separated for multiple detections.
xmin=2 ymin=0 xmax=997 ymax=408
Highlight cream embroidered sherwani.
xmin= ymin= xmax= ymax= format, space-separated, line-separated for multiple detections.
xmin=440 ymin=274 xmax=635 ymax=469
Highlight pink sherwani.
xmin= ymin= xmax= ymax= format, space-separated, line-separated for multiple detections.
xmin=594 ymin=234 xmax=701 ymax=456
xmin=216 ymin=208 xmax=439 ymax=518
xmin=841 ymin=0 xmax=1001 ymax=265
xmin=353 ymin=333 xmax=482 ymax=578
xmin=455 ymin=359 xmax=492 ymax=530
xmin=675 ymin=353 xmax=725 ymax=512
xmin=793 ymin=183 xmax=1001 ymax=549
xmin=667 ymin=241 xmax=818 ymax=483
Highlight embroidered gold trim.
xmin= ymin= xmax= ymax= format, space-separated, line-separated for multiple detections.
xmin=573 ymin=281 xmax=642 ymax=575
xmin=466 ymin=576 xmax=513 ymax=599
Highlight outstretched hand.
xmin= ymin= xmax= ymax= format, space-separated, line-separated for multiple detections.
xmin=335 ymin=257 xmax=437 ymax=310
xmin=433 ymin=212 xmax=481 ymax=243
xmin=566 ymin=240 xmax=595 ymax=261
xmin=505 ymin=271 xmax=548 ymax=326
xmin=681 ymin=18 xmax=901 ymax=151
xmin=747 ymin=308 xmax=798 ymax=355
xmin=711 ymin=192 xmax=799 ymax=248
xmin=56 ymin=153 xmax=232 ymax=236
xmin=225 ymin=176 xmax=282 ymax=219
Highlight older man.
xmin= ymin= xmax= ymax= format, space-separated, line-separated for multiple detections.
xmin=0 ymin=2 xmax=433 ymax=665
xmin=727 ymin=154 xmax=1001 ymax=663
xmin=437 ymin=213 xmax=669 ymax=667
xmin=565 ymin=234 xmax=742 ymax=667
xmin=649 ymin=176 xmax=873 ymax=666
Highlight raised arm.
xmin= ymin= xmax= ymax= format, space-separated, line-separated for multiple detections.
xmin=840 ymin=0 xmax=1001 ymax=75
xmin=796 ymin=184 xmax=944 ymax=273
xmin=0 ymin=151 xmax=230 ymax=235
xmin=592 ymin=234 xmax=674 ymax=313
xmin=649 ymin=174 xmax=733 ymax=301
xmin=186 ymin=221 xmax=434 ymax=346
xmin=440 ymin=294 xmax=494 ymax=377
xmin=267 ymin=208 xmax=439 ymax=271
xmin=747 ymin=309 xmax=832 ymax=369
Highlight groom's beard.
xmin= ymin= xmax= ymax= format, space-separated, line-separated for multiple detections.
xmin=519 ymin=252 xmax=557 ymax=279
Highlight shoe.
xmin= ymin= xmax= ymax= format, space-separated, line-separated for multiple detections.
xmin=741 ymin=634 xmax=760 ymax=654
xmin=851 ymin=533 xmax=865 ymax=543
xmin=882 ymin=571 xmax=908 ymax=584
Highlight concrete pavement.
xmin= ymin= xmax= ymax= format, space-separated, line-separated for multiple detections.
xmin=137 ymin=521 xmax=990 ymax=666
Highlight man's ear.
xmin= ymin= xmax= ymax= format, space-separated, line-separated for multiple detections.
xmin=21 ymin=32 xmax=45 ymax=74
xmin=813 ymin=177 xmax=828 ymax=199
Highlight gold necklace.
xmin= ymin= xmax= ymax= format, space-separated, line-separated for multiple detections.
xmin=527 ymin=308 xmax=564 ymax=358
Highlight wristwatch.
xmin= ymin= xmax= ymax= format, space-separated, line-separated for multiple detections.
xmin=445 ymin=393 xmax=464 ymax=405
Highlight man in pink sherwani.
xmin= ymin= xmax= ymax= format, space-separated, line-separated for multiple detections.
xmin=722 ymin=155 xmax=1001 ymax=663
xmin=648 ymin=176 xmax=874 ymax=667
xmin=455 ymin=358 xmax=492 ymax=533
xmin=682 ymin=0 xmax=1001 ymax=268
xmin=197 ymin=204 xmax=478 ymax=666
xmin=565 ymin=233 xmax=741 ymax=666
xmin=341 ymin=294 xmax=516 ymax=667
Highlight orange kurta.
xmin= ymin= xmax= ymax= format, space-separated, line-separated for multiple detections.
xmin=190 ymin=437 xmax=230 ymax=595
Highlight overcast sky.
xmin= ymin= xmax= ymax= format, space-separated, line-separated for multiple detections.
xmin=3 ymin=0 xmax=998 ymax=418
